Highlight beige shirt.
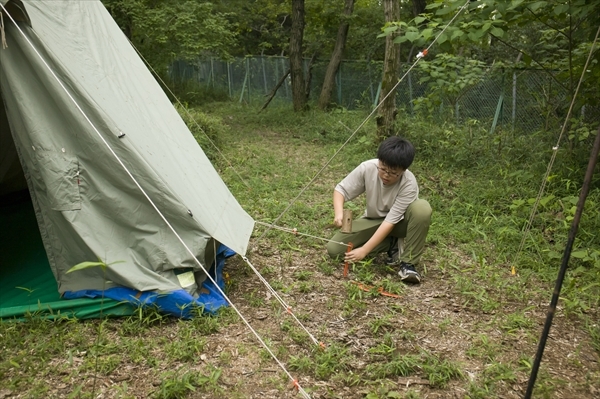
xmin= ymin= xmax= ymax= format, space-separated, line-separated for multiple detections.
xmin=334 ymin=159 xmax=419 ymax=224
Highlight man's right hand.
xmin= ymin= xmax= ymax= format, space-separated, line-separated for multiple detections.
xmin=332 ymin=190 xmax=346 ymax=228
xmin=333 ymin=213 xmax=343 ymax=227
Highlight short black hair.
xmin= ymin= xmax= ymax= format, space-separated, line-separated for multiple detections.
xmin=377 ymin=136 xmax=415 ymax=170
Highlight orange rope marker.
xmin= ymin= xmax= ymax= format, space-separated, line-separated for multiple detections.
xmin=343 ymin=242 xmax=353 ymax=277
xmin=319 ymin=342 xmax=326 ymax=350
xmin=352 ymin=281 xmax=402 ymax=299
xmin=416 ymin=48 xmax=428 ymax=59
xmin=290 ymin=379 xmax=299 ymax=391
xmin=287 ymin=306 xmax=293 ymax=314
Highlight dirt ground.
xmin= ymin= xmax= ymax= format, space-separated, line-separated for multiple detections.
xmin=2 ymin=236 xmax=598 ymax=399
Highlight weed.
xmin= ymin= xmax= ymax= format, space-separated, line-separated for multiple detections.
xmin=164 ymin=335 xmax=206 ymax=362
xmin=369 ymin=315 xmax=394 ymax=335
xmin=297 ymin=281 xmax=315 ymax=293
xmin=483 ymin=361 xmax=517 ymax=384
xmin=345 ymin=281 xmax=366 ymax=301
xmin=403 ymin=390 xmax=422 ymax=399
xmin=367 ymin=333 xmax=397 ymax=358
xmin=245 ymin=289 xmax=266 ymax=307
xmin=365 ymin=353 xmax=421 ymax=379
xmin=399 ymin=329 xmax=416 ymax=342
xmin=438 ymin=317 xmax=452 ymax=334
xmin=153 ymin=369 xmax=200 ymax=399
xmin=421 ymin=352 xmax=464 ymax=388
xmin=288 ymin=354 xmax=314 ymax=374
xmin=313 ymin=344 xmax=352 ymax=379
xmin=380 ymin=278 xmax=405 ymax=296
xmin=342 ymin=299 xmax=366 ymax=318
xmin=317 ymin=257 xmax=336 ymax=275
xmin=331 ymin=372 xmax=361 ymax=387
xmin=193 ymin=315 xmax=220 ymax=335
xmin=502 ymin=310 xmax=535 ymax=334
xmin=364 ymin=382 xmax=407 ymax=398
xmin=588 ymin=321 xmax=600 ymax=354
xmin=465 ymin=334 xmax=500 ymax=361
xmin=294 ymin=270 xmax=313 ymax=281
xmin=82 ymin=354 xmax=120 ymax=375
xmin=466 ymin=380 xmax=492 ymax=399
xmin=289 ymin=344 xmax=351 ymax=380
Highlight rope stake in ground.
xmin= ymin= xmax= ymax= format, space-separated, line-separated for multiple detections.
xmin=343 ymin=242 xmax=354 ymax=277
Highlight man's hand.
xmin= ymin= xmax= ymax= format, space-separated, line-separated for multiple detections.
xmin=332 ymin=190 xmax=345 ymax=228
xmin=344 ymin=247 xmax=367 ymax=263
xmin=333 ymin=212 xmax=343 ymax=227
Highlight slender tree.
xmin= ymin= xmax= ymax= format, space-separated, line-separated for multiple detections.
xmin=290 ymin=0 xmax=308 ymax=111
xmin=317 ymin=0 xmax=355 ymax=111
xmin=376 ymin=0 xmax=401 ymax=140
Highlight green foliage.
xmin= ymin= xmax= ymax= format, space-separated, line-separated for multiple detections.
xmin=366 ymin=349 xmax=463 ymax=388
xmin=380 ymin=0 xmax=600 ymax=108
xmin=214 ymin=0 xmax=291 ymax=56
xmin=102 ymin=0 xmax=237 ymax=74
xmin=67 ymin=259 xmax=125 ymax=274
xmin=414 ymin=54 xmax=494 ymax=120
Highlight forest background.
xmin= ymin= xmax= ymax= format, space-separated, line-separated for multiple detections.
xmin=2 ymin=1 xmax=598 ymax=398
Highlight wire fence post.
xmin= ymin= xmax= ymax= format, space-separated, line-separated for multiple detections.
xmin=261 ymin=55 xmax=268 ymax=95
xmin=337 ymin=62 xmax=342 ymax=105
xmin=512 ymin=69 xmax=518 ymax=131
xmin=281 ymin=57 xmax=289 ymax=99
xmin=227 ymin=61 xmax=232 ymax=98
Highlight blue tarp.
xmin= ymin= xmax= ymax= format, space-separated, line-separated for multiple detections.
xmin=63 ymin=245 xmax=235 ymax=318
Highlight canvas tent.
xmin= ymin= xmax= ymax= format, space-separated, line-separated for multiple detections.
xmin=0 ymin=0 xmax=254 ymax=319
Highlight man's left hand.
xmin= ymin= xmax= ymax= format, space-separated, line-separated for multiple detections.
xmin=344 ymin=248 xmax=367 ymax=263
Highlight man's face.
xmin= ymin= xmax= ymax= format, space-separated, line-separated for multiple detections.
xmin=377 ymin=162 xmax=404 ymax=185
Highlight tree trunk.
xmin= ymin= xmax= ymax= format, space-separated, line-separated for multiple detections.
xmin=411 ymin=0 xmax=427 ymax=17
xmin=290 ymin=0 xmax=307 ymax=111
xmin=318 ymin=0 xmax=355 ymax=111
xmin=305 ymin=51 xmax=319 ymax=100
xmin=376 ymin=0 xmax=401 ymax=140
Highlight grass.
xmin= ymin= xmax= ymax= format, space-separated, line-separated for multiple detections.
xmin=1 ymin=101 xmax=599 ymax=398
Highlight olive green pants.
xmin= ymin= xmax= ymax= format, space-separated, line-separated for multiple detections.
xmin=326 ymin=199 xmax=432 ymax=265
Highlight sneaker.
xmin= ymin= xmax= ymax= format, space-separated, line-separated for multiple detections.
xmin=386 ymin=237 xmax=399 ymax=265
xmin=398 ymin=262 xmax=421 ymax=284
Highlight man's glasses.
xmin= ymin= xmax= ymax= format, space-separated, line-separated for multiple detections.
xmin=376 ymin=165 xmax=402 ymax=178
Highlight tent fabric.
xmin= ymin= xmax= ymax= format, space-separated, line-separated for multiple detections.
xmin=0 ymin=195 xmax=235 ymax=319
xmin=0 ymin=193 xmax=134 ymax=320
xmin=0 ymin=0 xmax=253 ymax=318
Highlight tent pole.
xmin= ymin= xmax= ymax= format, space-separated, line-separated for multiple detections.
xmin=524 ymin=123 xmax=600 ymax=398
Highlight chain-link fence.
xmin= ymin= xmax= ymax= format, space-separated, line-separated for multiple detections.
xmin=169 ymin=56 xmax=599 ymax=133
